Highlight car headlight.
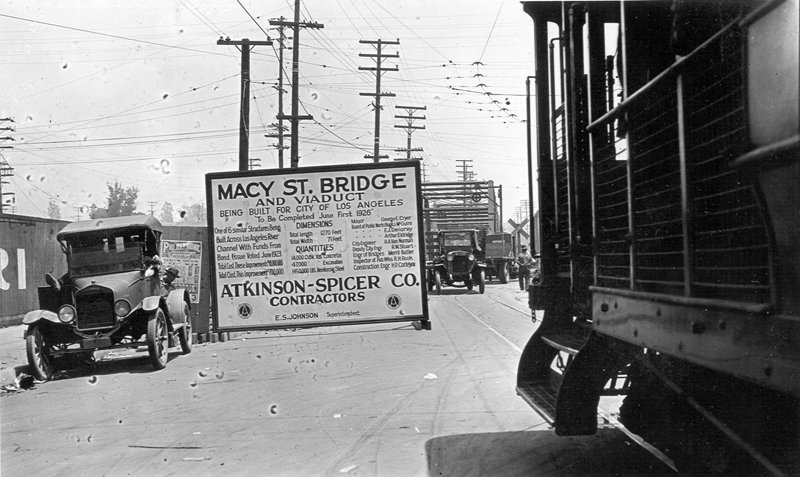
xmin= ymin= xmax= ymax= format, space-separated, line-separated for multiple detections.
xmin=58 ymin=305 xmax=76 ymax=323
xmin=468 ymin=254 xmax=475 ymax=261
xmin=114 ymin=299 xmax=131 ymax=318
xmin=446 ymin=254 xmax=454 ymax=261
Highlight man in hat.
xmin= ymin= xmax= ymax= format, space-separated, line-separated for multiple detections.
xmin=516 ymin=245 xmax=534 ymax=291
xmin=161 ymin=266 xmax=180 ymax=294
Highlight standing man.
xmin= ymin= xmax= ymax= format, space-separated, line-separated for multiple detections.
xmin=516 ymin=245 xmax=534 ymax=291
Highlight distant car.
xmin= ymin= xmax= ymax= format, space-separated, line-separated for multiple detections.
xmin=23 ymin=215 xmax=192 ymax=381
xmin=427 ymin=230 xmax=487 ymax=294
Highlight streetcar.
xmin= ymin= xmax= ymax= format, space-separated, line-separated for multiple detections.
xmin=517 ymin=0 xmax=798 ymax=473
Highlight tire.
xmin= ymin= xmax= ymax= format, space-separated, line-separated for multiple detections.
xmin=26 ymin=325 xmax=55 ymax=381
xmin=499 ymin=262 xmax=509 ymax=283
xmin=466 ymin=280 xmax=473 ymax=291
xmin=178 ymin=302 xmax=192 ymax=354
xmin=434 ymin=271 xmax=442 ymax=295
xmin=479 ymin=270 xmax=486 ymax=294
xmin=427 ymin=273 xmax=434 ymax=291
xmin=147 ymin=309 xmax=169 ymax=370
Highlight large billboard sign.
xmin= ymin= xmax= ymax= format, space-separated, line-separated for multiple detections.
xmin=205 ymin=162 xmax=429 ymax=331
xmin=160 ymin=239 xmax=203 ymax=304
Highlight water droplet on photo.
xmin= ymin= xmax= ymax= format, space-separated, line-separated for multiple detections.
xmin=118 ymin=419 xmax=123 ymax=424
xmin=162 ymin=93 xmax=169 ymax=99
xmin=255 ymin=354 xmax=262 ymax=359
xmin=62 ymin=63 xmax=68 ymax=69
xmin=198 ymin=370 xmax=207 ymax=377
xmin=321 ymin=111 xmax=332 ymax=121
xmin=189 ymin=381 xmax=198 ymax=388
xmin=88 ymin=375 xmax=98 ymax=384
xmin=215 ymin=371 xmax=224 ymax=379
xmin=269 ymin=404 xmax=279 ymax=415
xmin=309 ymin=91 xmax=319 ymax=101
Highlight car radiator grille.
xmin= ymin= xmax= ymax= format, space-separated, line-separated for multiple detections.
xmin=450 ymin=259 xmax=468 ymax=275
xmin=76 ymin=290 xmax=115 ymax=330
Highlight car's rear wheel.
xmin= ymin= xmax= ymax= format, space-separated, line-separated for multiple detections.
xmin=178 ymin=302 xmax=192 ymax=354
xmin=478 ymin=270 xmax=486 ymax=294
xmin=434 ymin=271 xmax=442 ymax=295
xmin=147 ymin=309 xmax=169 ymax=370
xmin=499 ymin=262 xmax=509 ymax=283
xmin=26 ymin=325 xmax=55 ymax=381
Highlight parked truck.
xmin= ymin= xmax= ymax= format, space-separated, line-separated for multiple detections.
xmin=421 ymin=180 xmax=526 ymax=289
xmin=483 ymin=232 xmax=517 ymax=283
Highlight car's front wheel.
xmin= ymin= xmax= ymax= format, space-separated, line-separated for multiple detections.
xmin=26 ymin=325 xmax=55 ymax=381
xmin=178 ymin=302 xmax=192 ymax=354
xmin=147 ymin=309 xmax=169 ymax=370
xmin=434 ymin=271 xmax=442 ymax=295
xmin=478 ymin=270 xmax=486 ymax=294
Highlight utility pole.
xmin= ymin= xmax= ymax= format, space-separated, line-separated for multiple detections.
xmin=420 ymin=161 xmax=428 ymax=182
xmin=0 ymin=118 xmax=15 ymax=215
xmin=0 ymin=156 xmax=14 ymax=215
xmin=456 ymin=159 xmax=474 ymax=182
xmin=270 ymin=0 xmax=323 ymax=168
xmin=267 ymin=17 xmax=290 ymax=168
xmin=147 ymin=201 xmax=157 ymax=216
xmin=248 ymin=157 xmax=262 ymax=170
xmin=393 ymin=105 xmax=425 ymax=161
xmin=456 ymin=159 xmax=474 ymax=205
xmin=217 ymin=37 xmax=273 ymax=171
xmin=359 ymin=39 xmax=399 ymax=162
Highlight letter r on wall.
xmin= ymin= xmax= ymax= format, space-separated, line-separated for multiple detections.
xmin=0 ymin=248 xmax=26 ymax=291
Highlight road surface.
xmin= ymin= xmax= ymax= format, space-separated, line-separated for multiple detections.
xmin=1 ymin=281 xmax=675 ymax=476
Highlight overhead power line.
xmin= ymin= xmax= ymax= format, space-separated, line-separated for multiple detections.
xmin=0 ymin=13 xmax=233 ymax=58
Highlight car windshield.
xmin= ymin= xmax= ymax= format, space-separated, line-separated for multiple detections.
xmin=442 ymin=232 xmax=472 ymax=247
xmin=65 ymin=232 xmax=146 ymax=277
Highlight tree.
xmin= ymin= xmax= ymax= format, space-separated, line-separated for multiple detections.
xmin=89 ymin=203 xmax=108 ymax=219
xmin=180 ymin=202 xmax=206 ymax=223
xmin=160 ymin=201 xmax=175 ymax=223
xmin=46 ymin=198 xmax=61 ymax=219
xmin=103 ymin=181 xmax=139 ymax=217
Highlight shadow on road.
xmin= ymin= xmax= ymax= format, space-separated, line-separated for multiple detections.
xmin=45 ymin=349 xmax=181 ymax=381
xmin=425 ymin=429 xmax=678 ymax=476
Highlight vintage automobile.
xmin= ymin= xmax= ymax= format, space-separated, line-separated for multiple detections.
xmin=427 ymin=230 xmax=487 ymax=294
xmin=23 ymin=215 xmax=192 ymax=381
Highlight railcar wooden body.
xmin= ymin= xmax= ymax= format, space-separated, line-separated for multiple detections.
xmin=518 ymin=0 xmax=799 ymax=473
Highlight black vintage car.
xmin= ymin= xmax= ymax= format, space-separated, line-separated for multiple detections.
xmin=427 ymin=230 xmax=487 ymax=294
xmin=22 ymin=215 xmax=192 ymax=380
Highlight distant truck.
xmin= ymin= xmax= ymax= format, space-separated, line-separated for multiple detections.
xmin=483 ymin=232 xmax=517 ymax=283
xmin=426 ymin=230 xmax=487 ymax=294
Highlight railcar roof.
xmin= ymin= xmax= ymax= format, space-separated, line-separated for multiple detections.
xmin=57 ymin=215 xmax=162 ymax=239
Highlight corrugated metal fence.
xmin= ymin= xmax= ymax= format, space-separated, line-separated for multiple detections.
xmin=0 ymin=214 xmax=212 ymax=337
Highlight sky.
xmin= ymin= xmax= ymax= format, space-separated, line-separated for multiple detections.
xmin=0 ymin=0 xmax=535 ymax=224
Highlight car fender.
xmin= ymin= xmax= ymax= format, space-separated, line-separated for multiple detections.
xmin=142 ymin=296 xmax=162 ymax=312
xmin=23 ymin=309 xmax=60 ymax=326
xmin=165 ymin=289 xmax=190 ymax=323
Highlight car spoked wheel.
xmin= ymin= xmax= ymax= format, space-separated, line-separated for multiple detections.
xmin=434 ymin=271 xmax=442 ymax=295
xmin=479 ymin=270 xmax=486 ymax=294
xmin=147 ymin=309 xmax=169 ymax=370
xmin=178 ymin=302 xmax=192 ymax=354
xmin=26 ymin=325 xmax=55 ymax=381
